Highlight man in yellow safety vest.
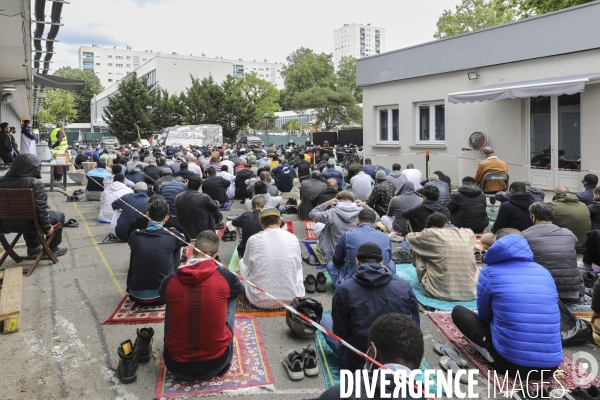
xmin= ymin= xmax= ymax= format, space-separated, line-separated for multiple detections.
xmin=50 ymin=121 xmax=68 ymax=181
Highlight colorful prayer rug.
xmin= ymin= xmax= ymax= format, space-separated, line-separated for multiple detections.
xmin=302 ymin=240 xmax=327 ymax=268
xmin=102 ymin=295 xmax=165 ymax=325
xmin=228 ymin=246 xmax=240 ymax=273
xmin=219 ymin=200 xmax=233 ymax=211
xmin=154 ymin=316 xmax=274 ymax=398
xmin=283 ymin=220 xmax=295 ymax=234
xmin=304 ymin=220 xmax=318 ymax=240
xmin=97 ymin=233 xmax=125 ymax=245
xmin=235 ymin=291 xmax=286 ymax=317
xmin=314 ymin=321 xmax=445 ymax=395
xmin=395 ymin=264 xmax=478 ymax=311
xmin=428 ymin=312 xmax=600 ymax=390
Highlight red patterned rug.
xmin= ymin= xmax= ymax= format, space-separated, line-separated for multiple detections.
xmin=102 ymin=296 xmax=165 ymax=325
xmin=154 ymin=316 xmax=274 ymax=398
xmin=304 ymin=220 xmax=317 ymax=240
xmin=428 ymin=312 xmax=600 ymax=390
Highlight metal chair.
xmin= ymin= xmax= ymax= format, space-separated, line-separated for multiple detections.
xmin=482 ymin=172 xmax=509 ymax=211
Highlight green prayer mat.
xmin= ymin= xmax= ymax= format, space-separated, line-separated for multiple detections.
xmin=97 ymin=233 xmax=125 ymax=245
xmin=228 ymin=245 xmax=240 ymax=273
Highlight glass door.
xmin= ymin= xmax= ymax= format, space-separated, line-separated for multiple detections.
xmin=528 ymin=93 xmax=581 ymax=192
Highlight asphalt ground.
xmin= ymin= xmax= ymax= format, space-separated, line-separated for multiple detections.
xmin=0 ymin=183 xmax=597 ymax=400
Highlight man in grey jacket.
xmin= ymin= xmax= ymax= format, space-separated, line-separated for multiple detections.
xmin=386 ymin=163 xmax=407 ymax=191
xmin=309 ymin=191 xmax=379 ymax=263
xmin=523 ymin=202 xmax=582 ymax=302
xmin=420 ymin=174 xmax=450 ymax=206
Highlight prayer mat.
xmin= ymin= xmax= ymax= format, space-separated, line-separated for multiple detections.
xmin=395 ymin=264 xmax=477 ymax=311
xmin=96 ymin=220 xmax=110 ymax=225
xmin=304 ymin=220 xmax=318 ymax=240
xmin=97 ymin=233 xmax=125 ymax=245
xmin=303 ymin=240 xmax=327 ymax=269
xmin=228 ymin=245 xmax=240 ymax=273
xmin=565 ymin=294 xmax=592 ymax=311
xmin=154 ymin=316 xmax=274 ymax=398
xmin=284 ymin=220 xmax=295 ymax=234
xmin=102 ymin=295 xmax=165 ymax=325
xmin=376 ymin=221 xmax=390 ymax=234
xmin=219 ymin=200 xmax=232 ymax=211
xmin=235 ymin=291 xmax=286 ymax=317
xmin=428 ymin=312 xmax=600 ymax=391
xmin=314 ymin=321 xmax=445 ymax=395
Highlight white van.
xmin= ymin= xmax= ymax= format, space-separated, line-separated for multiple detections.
xmin=163 ymin=125 xmax=223 ymax=148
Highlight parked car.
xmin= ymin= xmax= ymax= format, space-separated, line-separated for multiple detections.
xmin=99 ymin=136 xmax=119 ymax=147
xmin=244 ymin=136 xmax=264 ymax=146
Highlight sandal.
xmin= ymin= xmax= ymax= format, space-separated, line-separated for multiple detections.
xmin=439 ymin=356 xmax=469 ymax=384
xmin=302 ymin=255 xmax=320 ymax=266
xmin=72 ymin=189 xmax=84 ymax=196
xmin=64 ymin=218 xmax=79 ymax=228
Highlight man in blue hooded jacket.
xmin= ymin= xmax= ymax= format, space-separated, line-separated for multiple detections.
xmin=451 ymin=228 xmax=563 ymax=378
xmin=321 ymin=242 xmax=420 ymax=371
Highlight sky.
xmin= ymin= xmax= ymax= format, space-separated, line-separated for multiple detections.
xmin=50 ymin=0 xmax=463 ymax=71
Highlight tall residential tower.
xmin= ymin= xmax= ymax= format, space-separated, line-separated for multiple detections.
xmin=333 ymin=23 xmax=385 ymax=67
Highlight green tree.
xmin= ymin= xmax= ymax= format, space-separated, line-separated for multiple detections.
xmin=38 ymin=89 xmax=78 ymax=129
xmin=293 ymin=87 xmax=362 ymax=130
xmin=54 ymin=67 xmax=104 ymax=123
xmin=336 ymin=56 xmax=362 ymax=103
xmin=240 ymin=72 xmax=280 ymax=129
xmin=218 ymin=75 xmax=253 ymax=143
xmin=152 ymin=88 xmax=184 ymax=129
xmin=179 ymin=75 xmax=223 ymax=125
xmin=102 ymin=73 xmax=156 ymax=143
xmin=280 ymin=48 xmax=335 ymax=110
xmin=434 ymin=0 xmax=593 ymax=39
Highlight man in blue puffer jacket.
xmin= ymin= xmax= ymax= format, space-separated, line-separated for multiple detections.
xmin=452 ymin=228 xmax=563 ymax=378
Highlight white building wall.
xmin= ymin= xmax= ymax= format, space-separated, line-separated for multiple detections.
xmin=362 ymin=49 xmax=600 ymax=186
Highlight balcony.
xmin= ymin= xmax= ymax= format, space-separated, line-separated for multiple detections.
xmin=83 ymin=56 xmax=94 ymax=61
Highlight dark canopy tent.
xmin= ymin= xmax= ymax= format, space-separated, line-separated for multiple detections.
xmin=337 ymin=129 xmax=363 ymax=146
xmin=33 ymin=74 xmax=86 ymax=96
xmin=312 ymin=131 xmax=338 ymax=146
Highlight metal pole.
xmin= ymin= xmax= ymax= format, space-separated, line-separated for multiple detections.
xmin=426 ymin=151 xmax=430 ymax=178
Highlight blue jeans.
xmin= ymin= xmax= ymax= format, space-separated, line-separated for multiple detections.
xmin=0 ymin=152 xmax=14 ymax=163
xmin=320 ymin=314 xmax=347 ymax=367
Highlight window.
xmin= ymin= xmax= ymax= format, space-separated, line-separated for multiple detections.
xmin=108 ymin=55 xmax=112 ymax=58
xmin=126 ymin=64 xmax=131 ymax=67
xmin=116 ymin=63 xmax=123 ymax=67
xmin=95 ymin=62 xmax=100 ymax=65
xmin=116 ymin=55 xmax=123 ymax=59
xmin=376 ymin=106 xmax=399 ymax=143
xmin=108 ymin=79 xmax=113 ymax=82
xmin=416 ymin=101 xmax=445 ymax=143
xmin=126 ymin=56 xmax=131 ymax=59
xmin=108 ymin=72 xmax=113 ymax=75
xmin=95 ymin=55 xmax=101 ymax=58
xmin=108 ymin=63 xmax=112 ymax=66
xmin=142 ymin=58 xmax=147 ymax=61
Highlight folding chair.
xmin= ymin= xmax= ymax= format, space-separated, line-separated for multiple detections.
xmin=0 ymin=189 xmax=62 ymax=276
xmin=482 ymin=172 xmax=509 ymax=211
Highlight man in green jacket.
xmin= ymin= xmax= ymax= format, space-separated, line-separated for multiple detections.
xmin=550 ymin=186 xmax=591 ymax=254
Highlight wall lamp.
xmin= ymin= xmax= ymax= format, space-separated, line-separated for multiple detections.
xmin=468 ymin=71 xmax=479 ymax=80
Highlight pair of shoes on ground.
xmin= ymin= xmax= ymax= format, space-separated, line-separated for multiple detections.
xmin=567 ymin=386 xmax=600 ymax=400
xmin=117 ymin=327 xmax=154 ymax=384
xmin=283 ymin=346 xmax=319 ymax=380
xmin=27 ymin=245 xmax=68 ymax=257
xmin=434 ymin=342 xmax=470 ymax=384
xmin=304 ymin=272 xmax=327 ymax=293
xmin=222 ymin=230 xmax=237 ymax=242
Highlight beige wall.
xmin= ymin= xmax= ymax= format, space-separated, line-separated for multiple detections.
xmin=362 ymin=49 xmax=600 ymax=187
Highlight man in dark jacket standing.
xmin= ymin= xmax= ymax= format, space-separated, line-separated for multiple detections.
xmin=523 ymin=202 xmax=581 ymax=302
xmin=402 ymin=185 xmax=450 ymax=233
xmin=176 ymin=175 xmax=221 ymax=238
xmin=320 ymin=242 xmax=420 ymax=370
xmin=201 ymin=167 xmax=231 ymax=207
xmin=447 ymin=176 xmax=489 ymax=232
xmin=298 ymin=171 xmax=326 ymax=220
xmin=0 ymin=123 xmax=14 ymax=163
xmin=0 ymin=154 xmax=67 ymax=256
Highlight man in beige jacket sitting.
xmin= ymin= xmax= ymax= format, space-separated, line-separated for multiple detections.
xmin=405 ymin=212 xmax=479 ymax=301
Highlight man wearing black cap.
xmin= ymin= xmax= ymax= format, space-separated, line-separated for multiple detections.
xmin=320 ymin=242 xmax=420 ymax=370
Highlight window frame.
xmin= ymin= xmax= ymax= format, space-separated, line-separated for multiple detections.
xmin=375 ymin=105 xmax=400 ymax=145
xmin=415 ymin=100 xmax=445 ymax=144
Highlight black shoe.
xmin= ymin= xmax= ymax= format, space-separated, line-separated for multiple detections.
xmin=51 ymin=247 xmax=68 ymax=257
xmin=117 ymin=344 xmax=139 ymax=384
xmin=570 ymin=386 xmax=600 ymax=400
xmin=583 ymin=272 xmax=598 ymax=289
xmin=27 ymin=245 xmax=42 ymax=256
xmin=215 ymin=222 xmax=224 ymax=230
xmin=229 ymin=230 xmax=236 ymax=241
xmin=316 ymin=272 xmax=327 ymax=293
xmin=282 ymin=349 xmax=304 ymax=380
xmin=134 ymin=327 xmax=154 ymax=363
xmin=304 ymin=274 xmax=316 ymax=293
xmin=222 ymin=230 xmax=231 ymax=242
xmin=302 ymin=255 xmax=319 ymax=266
xmin=302 ymin=345 xmax=319 ymax=376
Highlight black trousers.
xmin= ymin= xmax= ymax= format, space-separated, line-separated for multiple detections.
xmin=451 ymin=306 xmax=558 ymax=379
xmin=23 ymin=210 xmax=65 ymax=250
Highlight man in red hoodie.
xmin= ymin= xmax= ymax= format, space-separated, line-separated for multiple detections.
xmin=159 ymin=230 xmax=243 ymax=380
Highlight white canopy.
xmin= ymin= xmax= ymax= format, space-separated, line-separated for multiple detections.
xmin=448 ymin=73 xmax=600 ymax=104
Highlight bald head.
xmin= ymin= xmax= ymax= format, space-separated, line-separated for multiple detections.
xmin=554 ymin=186 xmax=569 ymax=195
xmin=326 ymin=178 xmax=338 ymax=189
xmin=259 ymin=171 xmax=271 ymax=182
xmin=311 ymin=171 xmax=322 ymax=180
